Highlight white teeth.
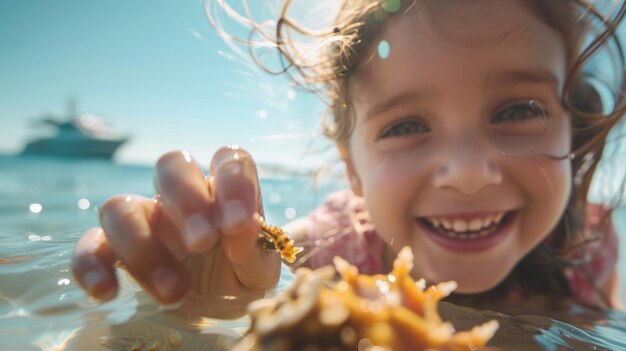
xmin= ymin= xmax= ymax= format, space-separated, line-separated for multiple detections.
xmin=482 ymin=215 xmax=493 ymax=228
xmin=494 ymin=212 xmax=504 ymax=223
xmin=468 ymin=218 xmax=483 ymax=231
xmin=425 ymin=211 xmax=507 ymax=234
xmin=452 ymin=220 xmax=467 ymax=232
xmin=431 ymin=218 xmax=441 ymax=228
xmin=441 ymin=219 xmax=452 ymax=230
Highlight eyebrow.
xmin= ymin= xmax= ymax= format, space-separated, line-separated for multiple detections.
xmin=485 ymin=69 xmax=559 ymax=86
xmin=365 ymin=90 xmax=427 ymax=121
xmin=364 ymin=69 xmax=559 ymax=121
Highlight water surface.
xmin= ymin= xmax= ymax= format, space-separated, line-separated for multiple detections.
xmin=1 ymin=156 xmax=625 ymax=351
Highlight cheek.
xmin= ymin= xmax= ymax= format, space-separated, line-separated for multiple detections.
xmin=531 ymin=160 xmax=571 ymax=202
xmin=355 ymin=150 xmax=431 ymax=199
xmin=349 ymin=126 xmax=430 ymax=192
xmin=519 ymin=159 xmax=572 ymax=238
xmin=353 ymin=151 xmax=431 ymax=244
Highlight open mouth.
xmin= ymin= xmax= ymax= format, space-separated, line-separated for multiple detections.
xmin=416 ymin=211 xmax=517 ymax=252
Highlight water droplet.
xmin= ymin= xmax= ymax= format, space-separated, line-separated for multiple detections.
xmin=284 ymin=207 xmax=296 ymax=219
xmin=28 ymin=234 xmax=41 ymax=241
xmin=57 ymin=278 xmax=70 ymax=286
xmin=182 ymin=150 xmax=192 ymax=162
xmin=77 ymin=198 xmax=90 ymax=210
xmin=377 ymin=40 xmax=390 ymax=60
xmin=29 ymin=203 xmax=43 ymax=214
xmin=41 ymin=235 xmax=52 ymax=241
xmin=286 ymin=90 xmax=296 ymax=100
xmin=358 ymin=338 xmax=373 ymax=351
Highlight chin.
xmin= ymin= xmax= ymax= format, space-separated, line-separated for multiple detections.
xmin=454 ymin=279 xmax=503 ymax=294
xmin=425 ymin=263 xmax=512 ymax=294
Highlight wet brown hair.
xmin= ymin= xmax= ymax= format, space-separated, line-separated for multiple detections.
xmin=207 ymin=0 xmax=626 ymax=306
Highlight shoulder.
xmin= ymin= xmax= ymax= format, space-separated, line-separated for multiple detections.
xmin=282 ymin=190 xmax=386 ymax=274
xmin=283 ymin=216 xmax=312 ymax=247
xmin=567 ymin=202 xmax=621 ymax=308
xmin=283 ymin=189 xmax=355 ymax=241
xmin=282 ymin=190 xmax=356 ymax=268
xmin=583 ymin=202 xmax=618 ymax=252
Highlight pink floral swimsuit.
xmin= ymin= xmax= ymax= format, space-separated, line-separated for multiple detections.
xmin=301 ymin=190 xmax=619 ymax=307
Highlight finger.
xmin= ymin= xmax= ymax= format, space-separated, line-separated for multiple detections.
xmin=154 ymin=151 xmax=219 ymax=253
xmin=72 ymin=227 xmax=119 ymax=301
xmin=99 ymin=194 xmax=190 ymax=304
xmin=227 ymin=214 xmax=282 ymax=292
xmin=211 ymin=145 xmax=262 ymax=236
xmin=149 ymin=196 xmax=183 ymax=250
xmin=211 ymin=146 xmax=280 ymax=291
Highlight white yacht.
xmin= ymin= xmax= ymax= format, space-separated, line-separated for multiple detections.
xmin=21 ymin=102 xmax=128 ymax=159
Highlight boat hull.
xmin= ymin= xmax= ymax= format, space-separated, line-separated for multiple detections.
xmin=21 ymin=137 xmax=127 ymax=159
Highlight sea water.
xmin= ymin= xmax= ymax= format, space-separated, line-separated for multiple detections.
xmin=1 ymin=155 xmax=625 ymax=351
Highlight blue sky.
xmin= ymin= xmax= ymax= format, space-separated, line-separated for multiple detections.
xmin=0 ymin=0 xmax=333 ymax=167
xmin=3 ymin=0 xmax=625 ymax=170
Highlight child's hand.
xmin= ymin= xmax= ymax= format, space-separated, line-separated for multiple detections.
xmin=71 ymin=146 xmax=281 ymax=313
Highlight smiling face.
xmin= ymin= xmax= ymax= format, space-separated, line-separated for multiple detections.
xmin=343 ymin=0 xmax=573 ymax=293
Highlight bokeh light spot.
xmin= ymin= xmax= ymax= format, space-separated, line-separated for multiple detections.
xmin=29 ymin=203 xmax=43 ymax=214
xmin=284 ymin=207 xmax=296 ymax=219
xmin=269 ymin=192 xmax=282 ymax=204
xmin=77 ymin=198 xmax=91 ymax=210
xmin=377 ymin=40 xmax=390 ymax=60
xmin=381 ymin=0 xmax=402 ymax=13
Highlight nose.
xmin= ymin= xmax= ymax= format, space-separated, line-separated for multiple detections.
xmin=433 ymin=136 xmax=502 ymax=194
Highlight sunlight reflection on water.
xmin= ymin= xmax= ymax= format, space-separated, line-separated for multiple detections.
xmin=0 ymin=156 xmax=625 ymax=350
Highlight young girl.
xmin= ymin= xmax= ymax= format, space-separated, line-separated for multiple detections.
xmin=72 ymin=0 xmax=625 ymax=317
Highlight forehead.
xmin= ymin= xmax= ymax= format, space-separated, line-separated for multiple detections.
xmin=349 ymin=0 xmax=567 ymax=99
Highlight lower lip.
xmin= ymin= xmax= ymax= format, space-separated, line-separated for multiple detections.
xmin=417 ymin=212 xmax=517 ymax=253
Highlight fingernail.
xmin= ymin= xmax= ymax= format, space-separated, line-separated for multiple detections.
xmin=216 ymin=152 xmax=256 ymax=181
xmin=184 ymin=213 xmax=212 ymax=247
xmin=151 ymin=266 xmax=179 ymax=300
xmin=222 ymin=200 xmax=250 ymax=233
xmin=218 ymin=158 xmax=243 ymax=176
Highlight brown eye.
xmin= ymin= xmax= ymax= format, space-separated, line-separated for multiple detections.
xmin=380 ymin=120 xmax=430 ymax=138
xmin=491 ymin=101 xmax=547 ymax=124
